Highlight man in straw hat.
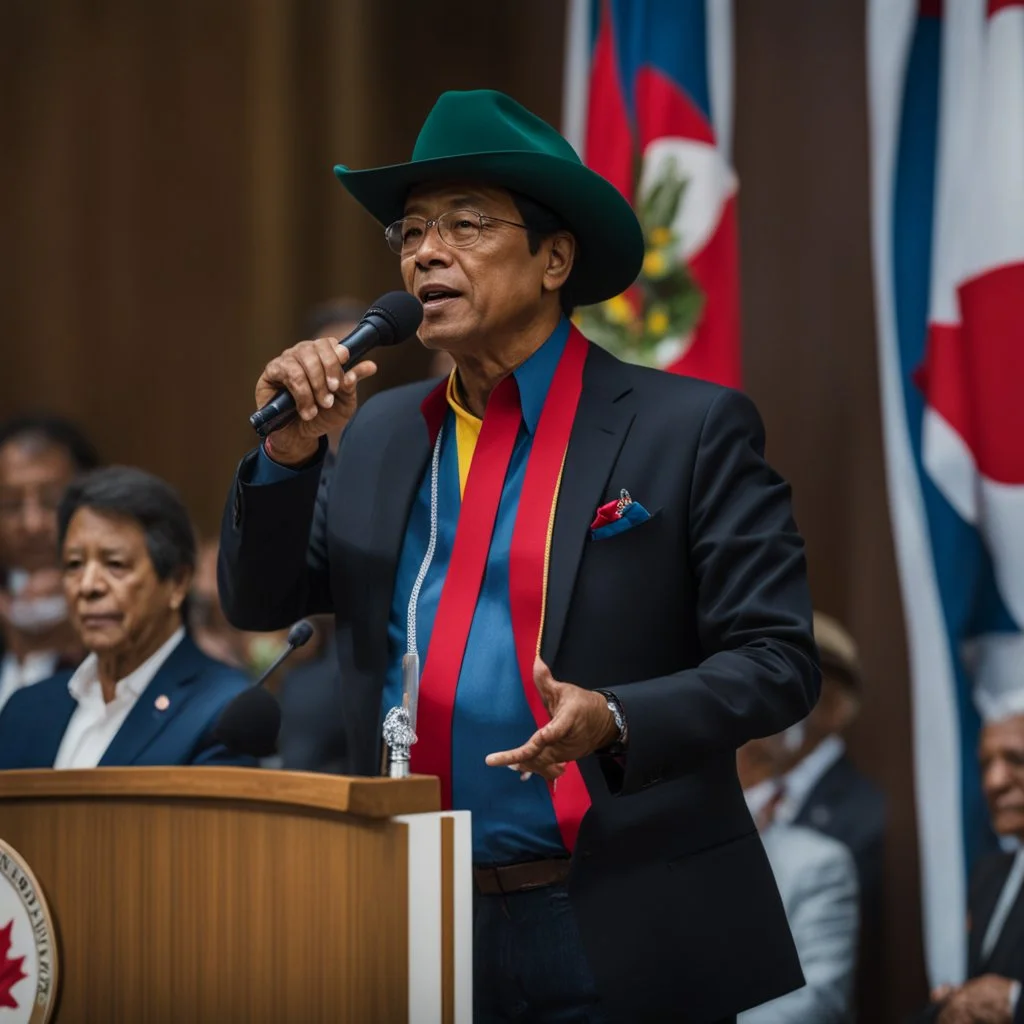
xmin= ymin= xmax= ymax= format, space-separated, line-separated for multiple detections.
xmin=779 ymin=613 xmax=885 ymax=887
xmin=774 ymin=612 xmax=887 ymax=1020
xmin=220 ymin=90 xmax=819 ymax=1023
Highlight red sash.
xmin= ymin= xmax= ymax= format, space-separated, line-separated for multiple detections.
xmin=410 ymin=326 xmax=592 ymax=850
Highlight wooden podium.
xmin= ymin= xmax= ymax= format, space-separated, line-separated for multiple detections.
xmin=0 ymin=768 xmax=472 ymax=1023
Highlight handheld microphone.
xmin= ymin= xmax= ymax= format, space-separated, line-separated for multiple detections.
xmin=212 ymin=619 xmax=315 ymax=758
xmin=250 ymin=291 xmax=423 ymax=437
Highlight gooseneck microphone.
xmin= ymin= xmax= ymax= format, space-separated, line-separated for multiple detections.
xmin=250 ymin=290 xmax=424 ymax=438
xmin=212 ymin=619 xmax=315 ymax=758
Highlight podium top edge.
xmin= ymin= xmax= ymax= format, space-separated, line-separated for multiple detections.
xmin=0 ymin=767 xmax=441 ymax=819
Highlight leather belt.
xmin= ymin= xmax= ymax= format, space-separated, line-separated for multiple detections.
xmin=473 ymin=857 xmax=572 ymax=895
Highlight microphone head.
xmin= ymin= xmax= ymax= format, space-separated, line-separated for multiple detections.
xmin=287 ymin=619 xmax=315 ymax=649
xmin=212 ymin=686 xmax=281 ymax=758
xmin=364 ymin=291 xmax=423 ymax=345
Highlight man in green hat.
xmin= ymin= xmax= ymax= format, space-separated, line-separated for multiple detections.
xmin=219 ymin=90 xmax=818 ymax=1023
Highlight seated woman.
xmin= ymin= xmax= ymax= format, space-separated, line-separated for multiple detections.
xmin=0 ymin=466 xmax=256 ymax=769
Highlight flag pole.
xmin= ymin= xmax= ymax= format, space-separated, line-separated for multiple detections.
xmin=562 ymin=0 xmax=593 ymax=158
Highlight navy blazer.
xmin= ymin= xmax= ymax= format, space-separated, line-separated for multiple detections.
xmin=219 ymin=341 xmax=819 ymax=1023
xmin=910 ymin=851 xmax=1024 ymax=1024
xmin=793 ymin=752 xmax=887 ymax=901
xmin=969 ymin=852 xmax=1024 ymax=1013
xmin=0 ymin=634 xmax=258 ymax=770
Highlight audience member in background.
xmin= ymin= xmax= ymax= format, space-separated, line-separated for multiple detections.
xmin=0 ymin=568 xmax=80 ymax=715
xmin=0 ymin=467 xmax=255 ymax=769
xmin=775 ymin=612 xmax=886 ymax=907
xmin=917 ymin=675 xmax=1024 ymax=1024
xmin=190 ymin=537 xmax=252 ymax=670
xmin=738 ymin=733 xmax=860 ymax=1024
xmin=0 ymin=414 xmax=100 ymax=707
xmin=772 ymin=612 xmax=887 ymax=1020
xmin=192 ymin=537 xmax=343 ymax=771
xmin=0 ymin=413 xmax=100 ymax=572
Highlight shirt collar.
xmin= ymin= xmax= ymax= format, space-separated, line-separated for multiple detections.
xmin=67 ymin=627 xmax=186 ymax=704
xmin=743 ymin=778 xmax=780 ymax=824
xmin=442 ymin=316 xmax=572 ymax=435
xmin=779 ymin=734 xmax=846 ymax=820
xmin=511 ymin=316 xmax=571 ymax=434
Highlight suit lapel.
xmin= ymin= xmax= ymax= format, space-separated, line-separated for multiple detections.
xmin=360 ymin=356 xmax=633 ymax=676
xmin=366 ymin=390 xmax=438 ymax=668
xmin=968 ymin=868 xmax=999 ymax=974
xmin=978 ymin=856 xmax=1024 ymax=974
xmin=542 ymin=345 xmax=634 ymax=668
xmin=987 ymin=889 xmax=1024 ymax=974
xmin=99 ymin=635 xmax=205 ymax=766
xmin=36 ymin=686 xmax=77 ymax=767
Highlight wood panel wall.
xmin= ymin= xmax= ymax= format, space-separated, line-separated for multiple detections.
xmin=0 ymin=0 xmax=565 ymax=532
xmin=734 ymin=2 xmax=925 ymax=1015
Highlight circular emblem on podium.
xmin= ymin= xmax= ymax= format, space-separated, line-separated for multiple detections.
xmin=0 ymin=840 xmax=58 ymax=1024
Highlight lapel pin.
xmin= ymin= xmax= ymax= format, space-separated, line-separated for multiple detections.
xmin=154 ymin=695 xmax=170 ymax=712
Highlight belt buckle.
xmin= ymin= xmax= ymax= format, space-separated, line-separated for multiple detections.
xmin=474 ymin=865 xmax=501 ymax=895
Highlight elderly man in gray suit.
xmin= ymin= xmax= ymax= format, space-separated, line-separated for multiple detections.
xmin=737 ymin=731 xmax=860 ymax=1023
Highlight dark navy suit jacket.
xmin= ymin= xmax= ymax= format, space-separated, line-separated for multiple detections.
xmin=218 ymin=341 xmax=820 ymax=1023
xmin=793 ymin=752 xmax=886 ymax=902
xmin=0 ymin=634 xmax=257 ymax=769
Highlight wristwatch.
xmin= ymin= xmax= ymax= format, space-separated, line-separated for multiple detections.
xmin=595 ymin=689 xmax=628 ymax=753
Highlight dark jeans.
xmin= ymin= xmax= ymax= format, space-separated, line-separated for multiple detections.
xmin=473 ymin=881 xmax=739 ymax=1023
xmin=473 ymin=882 xmax=609 ymax=1023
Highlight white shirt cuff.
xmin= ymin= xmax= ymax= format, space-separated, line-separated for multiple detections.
xmin=1010 ymin=979 xmax=1021 ymax=1016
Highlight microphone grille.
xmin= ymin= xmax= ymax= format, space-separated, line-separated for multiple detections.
xmin=365 ymin=291 xmax=423 ymax=344
xmin=288 ymin=619 xmax=315 ymax=648
xmin=212 ymin=686 xmax=281 ymax=758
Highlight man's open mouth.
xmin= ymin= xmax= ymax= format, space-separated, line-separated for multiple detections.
xmin=418 ymin=286 xmax=461 ymax=307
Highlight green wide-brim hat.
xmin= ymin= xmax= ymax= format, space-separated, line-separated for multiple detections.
xmin=333 ymin=89 xmax=643 ymax=308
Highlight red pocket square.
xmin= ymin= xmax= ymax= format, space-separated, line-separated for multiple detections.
xmin=590 ymin=498 xmax=622 ymax=531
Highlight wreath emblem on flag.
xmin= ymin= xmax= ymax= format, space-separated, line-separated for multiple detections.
xmin=575 ymin=156 xmax=705 ymax=368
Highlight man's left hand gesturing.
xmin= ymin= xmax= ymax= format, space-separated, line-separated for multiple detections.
xmin=485 ymin=658 xmax=620 ymax=781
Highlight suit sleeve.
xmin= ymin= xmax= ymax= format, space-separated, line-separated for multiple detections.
xmin=605 ymin=389 xmax=819 ymax=794
xmin=217 ymin=437 xmax=333 ymax=631
xmin=739 ymin=838 xmax=859 ymax=1024
xmin=0 ymin=698 xmax=24 ymax=769
xmin=190 ymin=741 xmax=259 ymax=768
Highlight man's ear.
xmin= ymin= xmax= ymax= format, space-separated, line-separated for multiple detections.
xmin=168 ymin=566 xmax=194 ymax=613
xmin=542 ymin=231 xmax=576 ymax=294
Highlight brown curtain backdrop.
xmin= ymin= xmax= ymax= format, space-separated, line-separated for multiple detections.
xmin=0 ymin=0 xmax=925 ymax=1017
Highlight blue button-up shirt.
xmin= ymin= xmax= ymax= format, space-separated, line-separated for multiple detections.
xmin=253 ymin=318 xmax=571 ymax=864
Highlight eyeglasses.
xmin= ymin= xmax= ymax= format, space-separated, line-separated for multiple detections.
xmin=384 ymin=209 xmax=528 ymax=257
